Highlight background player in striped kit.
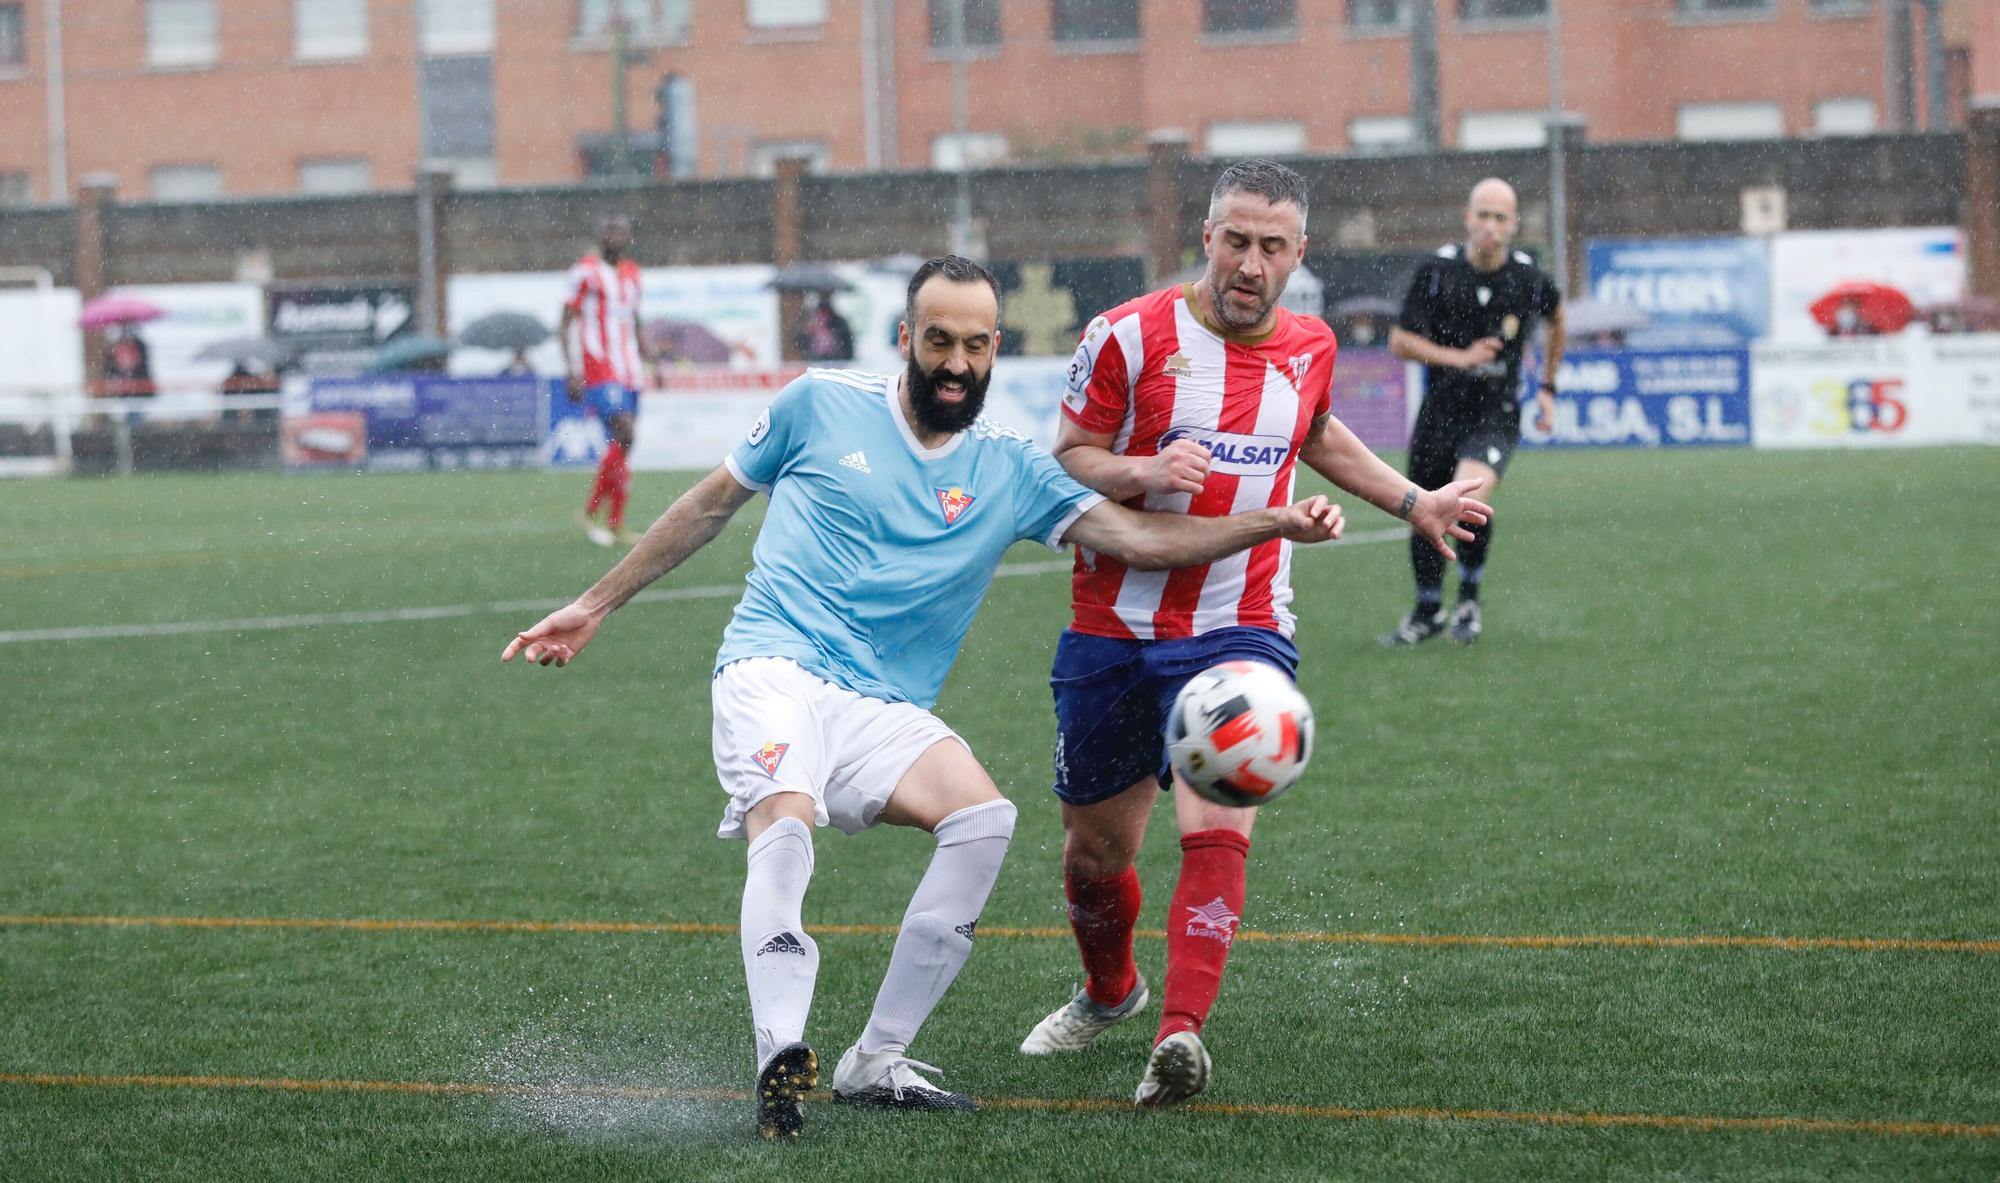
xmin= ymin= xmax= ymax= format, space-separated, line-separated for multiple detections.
xmin=559 ymin=215 xmax=655 ymax=546
xmin=1020 ymin=160 xmax=1493 ymax=1106
xmin=505 ymin=256 xmax=1344 ymax=1139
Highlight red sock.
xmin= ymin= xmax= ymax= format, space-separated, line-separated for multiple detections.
xmin=588 ymin=442 xmax=625 ymax=521
xmin=604 ymin=447 xmax=628 ymax=527
xmin=1157 ymin=829 xmax=1249 ymax=1043
xmin=1064 ymin=866 xmax=1142 ymax=1007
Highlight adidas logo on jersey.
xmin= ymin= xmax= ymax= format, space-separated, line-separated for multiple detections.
xmin=757 ymin=931 xmax=808 ymax=957
xmin=839 ymin=450 xmax=871 ymax=474
xmin=954 ymin=920 xmax=978 ymax=940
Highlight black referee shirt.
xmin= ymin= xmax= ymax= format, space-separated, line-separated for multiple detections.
xmin=1397 ymin=244 xmax=1562 ymax=414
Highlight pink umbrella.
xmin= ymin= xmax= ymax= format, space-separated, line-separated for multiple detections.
xmin=79 ymin=294 xmax=165 ymax=329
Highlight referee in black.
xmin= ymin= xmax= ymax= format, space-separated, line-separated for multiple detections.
xmin=1382 ymin=178 xmax=1565 ymax=647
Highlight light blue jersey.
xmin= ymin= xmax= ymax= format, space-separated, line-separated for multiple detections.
xmin=717 ymin=368 xmax=1104 ymax=708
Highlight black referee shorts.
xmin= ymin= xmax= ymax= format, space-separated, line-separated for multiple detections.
xmin=1407 ymin=396 xmax=1521 ymax=490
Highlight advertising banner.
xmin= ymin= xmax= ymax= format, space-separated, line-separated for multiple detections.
xmin=1522 ymin=348 xmax=1752 ymax=449
xmin=1751 ymin=336 xmax=2000 ymax=448
xmin=1585 ymin=238 xmax=1769 ymax=346
xmin=269 ymin=281 xmax=418 ymax=375
xmin=1327 ymin=348 xmax=1408 ymax=451
xmin=1768 ymin=228 xmax=1964 ymax=344
xmin=287 ymin=375 xmax=548 ymax=469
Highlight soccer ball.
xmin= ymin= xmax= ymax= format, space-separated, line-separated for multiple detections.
xmin=1165 ymin=660 xmax=1315 ymax=808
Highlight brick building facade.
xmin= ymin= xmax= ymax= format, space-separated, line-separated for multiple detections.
xmin=0 ymin=0 xmax=1992 ymax=204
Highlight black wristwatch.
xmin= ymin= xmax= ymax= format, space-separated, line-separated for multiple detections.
xmin=1537 ymin=381 xmax=1558 ymax=395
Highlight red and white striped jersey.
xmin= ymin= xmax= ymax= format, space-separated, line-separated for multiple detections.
xmin=1061 ymin=284 xmax=1337 ymax=641
xmin=564 ymin=254 xmax=645 ymax=389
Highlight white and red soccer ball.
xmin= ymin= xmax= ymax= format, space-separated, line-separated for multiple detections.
xmin=1165 ymin=660 xmax=1315 ymax=808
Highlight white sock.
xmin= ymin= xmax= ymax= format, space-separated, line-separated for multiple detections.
xmin=741 ymin=816 xmax=819 ymax=1073
xmin=857 ymin=799 xmax=1017 ymax=1056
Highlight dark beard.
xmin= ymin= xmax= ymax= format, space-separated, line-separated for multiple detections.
xmin=905 ymin=355 xmax=991 ymax=436
xmin=1207 ymin=272 xmax=1276 ymax=333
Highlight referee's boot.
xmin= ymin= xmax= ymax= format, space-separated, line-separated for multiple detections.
xmin=1380 ymin=607 xmax=1448 ymax=647
xmin=1450 ymin=600 xmax=1483 ymax=645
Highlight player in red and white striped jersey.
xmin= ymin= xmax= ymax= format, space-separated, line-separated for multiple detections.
xmin=1020 ymin=160 xmax=1494 ymax=1106
xmin=560 ymin=216 xmax=652 ymax=545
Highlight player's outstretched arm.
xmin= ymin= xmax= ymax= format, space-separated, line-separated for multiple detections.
xmin=501 ymin=465 xmax=756 ymax=667
xmin=1062 ymin=495 xmax=1341 ymax=571
xmin=1297 ymin=412 xmax=1492 ymax=560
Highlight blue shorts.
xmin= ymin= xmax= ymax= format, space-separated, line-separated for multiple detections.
xmin=1050 ymin=626 xmax=1300 ymax=806
xmin=583 ymin=382 xmax=638 ymax=422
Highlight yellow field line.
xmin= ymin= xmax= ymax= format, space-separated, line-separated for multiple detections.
xmin=2 ymin=1072 xmax=1992 ymax=1140
xmin=2 ymin=914 xmax=1994 ymax=954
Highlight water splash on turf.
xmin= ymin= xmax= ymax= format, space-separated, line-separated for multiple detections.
xmin=473 ymin=1006 xmax=742 ymax=1140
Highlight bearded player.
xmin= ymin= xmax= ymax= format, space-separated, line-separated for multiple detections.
xmin=1019 ymin=160 xmax=1493 ymax=1106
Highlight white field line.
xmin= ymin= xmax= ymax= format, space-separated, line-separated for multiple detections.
xmin=0 ymin=528 xmax=1407 ymax=645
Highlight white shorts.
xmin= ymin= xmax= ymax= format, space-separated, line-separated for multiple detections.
xmin=711 ymin=657 xmax=966 ymax=840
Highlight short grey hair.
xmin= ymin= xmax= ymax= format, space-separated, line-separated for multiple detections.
xmin=1207 ymin=159 xmax=1309 ymax=235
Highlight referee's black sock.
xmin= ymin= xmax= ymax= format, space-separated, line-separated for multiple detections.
xmin=1457 ymin=521 xmax=1493 ymax=603
xmin=1411 ymin=534 xmax=1446 ymax=619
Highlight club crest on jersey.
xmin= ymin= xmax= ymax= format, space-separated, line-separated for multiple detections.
xmin=752 ymin=742 xmax=790 ymax=777
xmin=935 ymin=486 xmax=976 ymax=525
xmin=1476 ymin=286 xmax=1493 ymax=306
xmin=1502 ymin=314 xmax=1520 ymax=341
xmin=1162 ymin=351 xmax=1194 ymax=378
xmin=1287 ymin=352 xmax=1314 ymax=386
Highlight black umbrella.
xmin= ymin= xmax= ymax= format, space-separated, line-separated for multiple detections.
xmin=365 ymin=335 xmax=454 ymax=373
xmin=767 ymin=263 xmax=853 ymax=293
xmin=458 ymin=311 xmax=551 ymax=351
xmin=193 ymin=336 xmax=298 ymax=368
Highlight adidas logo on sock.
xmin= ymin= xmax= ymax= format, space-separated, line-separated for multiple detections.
xmin=953 ymin=920 xmax=978 ymax=940
xmin=839 ymin=450 xmax=871 ymax=474
xmin=757 ymin=931 xmax=808 ymax=957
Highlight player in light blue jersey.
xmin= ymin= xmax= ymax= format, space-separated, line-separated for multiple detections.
xmin=504 ymin=257 xmax=1343 ymax=1140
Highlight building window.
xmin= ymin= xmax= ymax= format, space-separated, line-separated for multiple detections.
xmin=1347 ymin=0 xmax=1407 ymax=30
xmin=747 ymin=0 xmax=824 ymax=28
xmin=1051 ymin=0 xmax=1139 ymax=44
xmin=578 ymin=0 xmax=691 ymax=43
xmin=1460 ymin=0 xmax=1546 ymax=20
xmin=1350 ymin=114 xmax=1416 ymax=153
xmin=928 ymin=0 xmax=1000 ymax=49
xmin=1204 ymin=0 xmax=1294 ymax=37
xmin=931 ymin=131 xmax=1009 ymax=170
xmin=421 ymin=55 xmax=494 ymax=163
xmin=1459 ymin=110 xmax=1547 ymax=149
xmin=435 ymin=158 xmax=498 ymax=188
xmin=151 ymin=164 xmax=223 ymax=202
xmin=0 ymin=4 xmax=25 ymax=69
xmin=0 ymin=171 xmax=31 ymax=206
xmin=749 ymin=139 xmax=830 ymax=176
xmin=1813 ymin=97 xmax=1877 ymax=136
xmin=1674 ymin=0 xmax=1774 ymax=16
xmin=298 ymin=158 xmax=373 ymax=194
xmin=1676 ymin=101 xmax=1782 ymax=141
xmin=295 ymin=0 xmax=366 ymax=60
xmin=1205 ymin=120 xmax=1305 ymax=158
xmin=148 ymin=0 xmax=218 ymax=68
xmin=421 ymin=0 xmax=494 ymax=55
